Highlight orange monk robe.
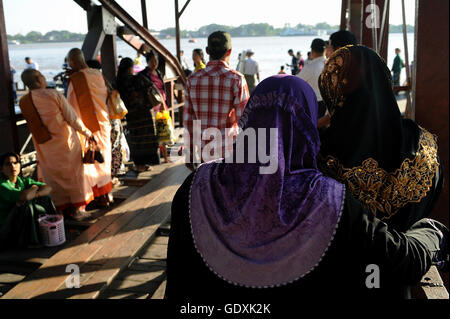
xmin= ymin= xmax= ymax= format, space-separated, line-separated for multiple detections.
xmin=24 ymin=89 xmax=94 ymax=210
xmin=67 ymin=68 xmax=112 ymax=197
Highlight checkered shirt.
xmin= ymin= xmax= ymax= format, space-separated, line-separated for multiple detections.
xmin=184 ymin=60 xmax=249 ymax=161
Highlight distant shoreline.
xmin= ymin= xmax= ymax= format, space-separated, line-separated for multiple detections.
xmin=8 ymin=32 xmax=414 ymax=45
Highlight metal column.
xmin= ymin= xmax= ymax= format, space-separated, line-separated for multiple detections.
xmin=413 ymin=0 xmax=449 ymax=228
xmin=141 ymin=0 xmax=148 ymax=29
xmin=0 ymin=0 xmax=19 ymax=154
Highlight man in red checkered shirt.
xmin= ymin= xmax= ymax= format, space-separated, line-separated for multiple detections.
xmin=184 ymin=31 xmax=250 ymax=171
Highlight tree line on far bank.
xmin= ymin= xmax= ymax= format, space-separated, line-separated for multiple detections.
xmin=7 ymin=23 xmax=414 ymax=43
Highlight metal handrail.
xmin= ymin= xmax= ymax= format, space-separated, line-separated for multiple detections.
xmin=98 ymin=0 xmax=186 ymax=86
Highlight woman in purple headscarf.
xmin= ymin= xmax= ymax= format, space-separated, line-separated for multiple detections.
xmin=166 ymin=75 xmax=448 ymax=301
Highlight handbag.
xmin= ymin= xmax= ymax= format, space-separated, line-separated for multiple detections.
xmin=82 ymin=138 xmax=96 ymax=164
xmin=83 ymin=138 xmax=104 ymax=164
xmin=148 ymin=83 xmax=163 ymax=107
xmin=155 ymin=110 xmax=176 ymax=144
xmin=107 ymin=89 xmax=128 ymax=120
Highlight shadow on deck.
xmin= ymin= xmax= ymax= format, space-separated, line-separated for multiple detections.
xmin=0 ymin=159 xmax=189 ymax=299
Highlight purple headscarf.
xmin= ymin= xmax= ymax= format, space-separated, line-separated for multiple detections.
xmin=189 ymin=75 xmax=345 ymax=288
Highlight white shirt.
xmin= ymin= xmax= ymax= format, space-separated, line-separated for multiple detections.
xmin=181 ymin=56 xmax=190 ymax=70
xmin=297 ymin=56 xmax=326 ymax=101
xmin=243 ymin=58 xmax=260 ymax=75
xmin=26 ymin=62 xmax=39 ymax=70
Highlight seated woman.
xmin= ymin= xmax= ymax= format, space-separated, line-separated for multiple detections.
xmin=0 ymin=152 xmax=56 ymax=249
xmin=166 ymin=75 xmax=448 ymax=301
xmin=318 ymin=45 xmax=442 ymax=231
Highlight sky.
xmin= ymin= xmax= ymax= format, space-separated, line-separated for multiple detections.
xmin=3 ymin=0 xmax=416 ymax=35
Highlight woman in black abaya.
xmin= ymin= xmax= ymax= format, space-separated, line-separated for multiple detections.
xmin=318 ymin=45 xmax=443 ymax=232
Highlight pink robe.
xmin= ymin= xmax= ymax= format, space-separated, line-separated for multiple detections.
xmin=30 ymin=89 xmax=94 ymax=210
xmin=67 ymin=68 xmax=112 ymax=197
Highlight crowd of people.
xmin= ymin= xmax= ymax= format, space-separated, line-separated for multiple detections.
xmin=166 ymin=30 xmax=448 ymax=300
xmin=0 ymin=45 xmax=179 ymax=247
xmin=1 ymin=29 xmax=447 ymax=299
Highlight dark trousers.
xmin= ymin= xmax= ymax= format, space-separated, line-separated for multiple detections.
xmin=0 ymin=196 xmax=57 ymax=250
xmin=392 ymin=72 xmax=400 ymax=87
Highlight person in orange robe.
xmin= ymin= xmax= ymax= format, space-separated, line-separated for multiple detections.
xmin=66 ymin=48 xmax=113 ymax=207
xmin=19 ymin=69 xmax=94 ymax=221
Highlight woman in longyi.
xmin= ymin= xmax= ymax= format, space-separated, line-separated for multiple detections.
xmin=19 ymin=69 xmax=94 ymax=221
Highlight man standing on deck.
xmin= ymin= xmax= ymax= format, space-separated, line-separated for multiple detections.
xmin=298 ymin=39 xmax=327 ymax=120
xmin=287 ymin=49 xmax=299 ymax=75
xmin=180 ymin=50 xmax=192 ymax=77
xmin=25 ymin=57 xmax=39 ymax=70
xmin=328 ymin=30 xmax=358 ymax=54
xmin=243 ymin=49 xmax=260 ymax=94
xmin=66 ymin=48 xmax=113 ymax=208
xmin=184 ymin=31 xmax=250 ymax=171
xmin=392 ymin=48 xmax=405 ymax=91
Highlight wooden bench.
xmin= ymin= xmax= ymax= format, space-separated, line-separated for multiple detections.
xmin=2 ymin=161 xmax=189 ymax=299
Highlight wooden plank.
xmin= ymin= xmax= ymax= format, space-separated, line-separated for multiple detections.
xmin=0 ymin=273 xmax=25 ymax=284
xmin=99 ymin=289 xmax=149 ymax=299
xmin=128 ymin=258 xmax=166 ymax=272
xmin=140 ymin=243 xmax=168 ymax=260
xmin=0 ymin=283 xmax=13 ymax=296
xmin=416 ymin=266 xmax=449 ymax=299
xmin=2 ymin=242 xmax=102 ymax=299
xmin=3 ymin=162 xmax=187 ymax=299
xmin=150 ymin=280 xmax=166 ymax=299
xmin=69 ymin=186 xmax=179 ymax=298
xmin=151 ymin=236 xmax=169 ymax=245
xmin=0 ymin=246 xmax=60 ymax=265
xmin=64 ymin=165 xmax=188 ymax=299
xmin=111 ymin=185 xmax=140 ymax=200
xmin=107 ymin=279 xmax=159 ymax=294
xmin=66 ymin=160 xmax=183 ymax=247
xmin=117 ymin=269 xmax=165 ymax=282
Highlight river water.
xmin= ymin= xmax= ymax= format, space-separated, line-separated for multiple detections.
xmin=8 ymin=33 xmax=414 ymax=88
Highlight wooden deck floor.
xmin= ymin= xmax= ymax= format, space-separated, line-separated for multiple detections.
xmin=1 ymin=159 xmax=189 ymax=299
xmin=0 ymin=126 xmax=189 ymax=299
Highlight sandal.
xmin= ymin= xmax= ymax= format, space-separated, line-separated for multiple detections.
xmin=71 ymin=210 xmax=92 ymax=222
xmin=136 ymin=164 xmax=153 ymax=172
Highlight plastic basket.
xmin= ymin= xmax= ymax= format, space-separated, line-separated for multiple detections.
xmin=38 ymin=214 xmax=66 ymax=247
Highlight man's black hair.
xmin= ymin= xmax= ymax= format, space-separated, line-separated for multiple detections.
xmin=86 ymin=60 xmax=102 ymax=69
xmin=311 ymin=38 xmax=326 ymax=54
xmin=329 ymin=30 xmax=357 ymax=50
xmin=145 ymin=49 xmax=159 ymax=62
xmin=207 ymin=31 xmax=232 ymax=60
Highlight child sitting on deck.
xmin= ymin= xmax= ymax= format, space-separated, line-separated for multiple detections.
xmin=0 ymin=152 xmax=56 ymax=249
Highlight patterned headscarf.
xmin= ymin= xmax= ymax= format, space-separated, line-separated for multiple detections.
xmin=189 ymin=75 xmax=345 ymax=288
